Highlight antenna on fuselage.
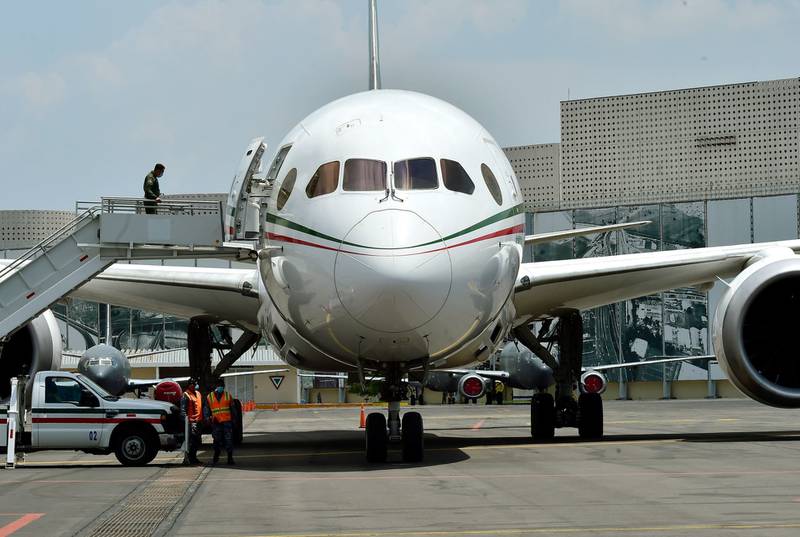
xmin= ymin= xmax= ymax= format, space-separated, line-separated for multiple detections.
xmin=368 ymin=0 xmax=381 ymax=90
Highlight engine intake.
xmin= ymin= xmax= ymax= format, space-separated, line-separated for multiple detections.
xmin=714 ymin=253 xmax=800 ymax=407
xmin=458 ymin=374 xmax=487 ymax=399
xmin=580 ymin=370 xmax=607 ymax=395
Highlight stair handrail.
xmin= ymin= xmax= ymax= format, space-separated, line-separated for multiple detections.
xmin=0 ymin=205 xmax=101 ymax=283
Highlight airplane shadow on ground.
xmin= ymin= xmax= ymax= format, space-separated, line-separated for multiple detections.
xmin=186 ymin=428 xmax=800 ymax=473
xmin=16 ymin=429 xmax=800 ymax=471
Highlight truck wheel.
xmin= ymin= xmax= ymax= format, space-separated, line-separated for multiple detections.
xmin=114 ymin=426 xmax=158 ymax=466
xmin=232 ymin=398 xmax=244 ymax=446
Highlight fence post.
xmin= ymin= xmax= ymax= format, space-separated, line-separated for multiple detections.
xmin=5 ymin=378 xmax=20 ymax=469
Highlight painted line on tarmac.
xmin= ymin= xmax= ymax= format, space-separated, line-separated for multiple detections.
xmin=14 ymin=454 xmax=183 ymax=467
xmin=239 ymin=521 xmax=800 ymax=537
xmin=0 ymin=514 xmax=44 ymax=537
xmin=605 ymin=418 xmax=741 ymax=425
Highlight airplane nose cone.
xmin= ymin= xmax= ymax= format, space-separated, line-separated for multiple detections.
xmin=334 ymin=210 xmax=452 ymax=333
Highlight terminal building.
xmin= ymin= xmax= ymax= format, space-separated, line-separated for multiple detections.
xmin=505 ymin=77 xmax=799 ymax=398
xmin=2 ymin=77 xmax=798 ymax=402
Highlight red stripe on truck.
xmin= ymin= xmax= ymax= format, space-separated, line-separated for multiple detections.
xmin=32 ymin=417 xmax=160 ymax=424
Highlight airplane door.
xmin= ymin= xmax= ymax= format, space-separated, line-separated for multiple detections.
xmin=35 ymin=376 xmax=104 ymax=449
xmin=225 ymin=137 xmax=267 ymax=241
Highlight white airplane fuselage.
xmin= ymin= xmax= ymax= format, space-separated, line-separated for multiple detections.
xmin=257 ymin=90 xmax=524 ymax=372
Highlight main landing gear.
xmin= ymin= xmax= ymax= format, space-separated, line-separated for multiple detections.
xmin=521 ymin=311 xmax=605 ymax=441
xmin=364 ymin=365 xmax=424 ymax=463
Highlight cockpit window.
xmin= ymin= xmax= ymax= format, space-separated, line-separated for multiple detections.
xmin=393 ymin=158 xmax=438 ymax=190
xmin=266 ymin=145 xmax=292 ymax=182
xmin=343 ymin=159 xmax=386 ymax=191
xmin=306 ymin=161 xmax=340 ymax=198
xmin=276 ymin=168 xmax=297 ymax=210
xmin=481 ymin=164 xmax=503 ymax=205
xmin=441 ymin=159 xmax=475 ymax=195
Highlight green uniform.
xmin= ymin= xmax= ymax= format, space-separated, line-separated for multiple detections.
xmin=143 ymin=171 xmax=161 ymax=214
xmin=143 ymin=171 xmax=161 ymax=200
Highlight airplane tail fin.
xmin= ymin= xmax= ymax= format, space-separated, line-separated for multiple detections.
xmin=368 ymin=0 xmax=381 ymax=90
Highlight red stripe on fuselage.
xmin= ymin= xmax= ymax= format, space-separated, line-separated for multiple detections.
xmin=267 ymin=224 xmax=523 ymax=257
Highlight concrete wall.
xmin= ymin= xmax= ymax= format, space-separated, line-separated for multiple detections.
xmin=253 ymin=368 xmax=297 ymax=404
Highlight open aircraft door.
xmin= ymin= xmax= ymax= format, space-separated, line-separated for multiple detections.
xmin=225 ymin=137 xmax=267 ymax=241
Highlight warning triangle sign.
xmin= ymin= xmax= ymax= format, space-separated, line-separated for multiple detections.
xmin=269 ymin=375 xmax=284 ymax=390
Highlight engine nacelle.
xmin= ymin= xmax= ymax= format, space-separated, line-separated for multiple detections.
xmin=458 ymin=373 xmax=487 ymax=399
xmin=579 ymin=370 xmax=607 ymax=395
xmin=714 ymin=250 xmax=800 ymax=407
xmin=154 ymin=381 xmax=183 ymax=405
xmin=0 ymin=310 xmax=62 ymax=400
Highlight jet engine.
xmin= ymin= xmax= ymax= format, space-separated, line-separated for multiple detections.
xmin=458 ymin=373 xmax=487 ymax=399
xmin=0 ymin=310 xmax=62 ymax=399
xmin=579 ymin=370 xmax=607 ymax=395
xmin=713 ymin=250 xmax=800 ymax=408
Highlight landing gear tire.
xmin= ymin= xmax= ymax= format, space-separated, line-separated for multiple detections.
xmin=365 ymin=412 xmax=388 ymax=463
xmin=401 ymin=411 xmax=424 ymax=463
xmin=578 ymin=393 xmax=603 ymax=439
xmin=531 ymin=393 xmax=555 ymax=440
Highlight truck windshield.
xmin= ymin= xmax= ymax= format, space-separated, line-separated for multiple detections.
xmin=76 ymin=374 xmax=119 ymax=401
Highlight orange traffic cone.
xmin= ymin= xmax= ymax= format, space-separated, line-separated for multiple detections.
xmin=358 ymin=403 xmax=366 ymax=429
xmin=272 ymin=401 xmax=279 ymax=412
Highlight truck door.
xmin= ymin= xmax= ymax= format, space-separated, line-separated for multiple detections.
xmin=33 ymin=376 xmax=105 ymax=449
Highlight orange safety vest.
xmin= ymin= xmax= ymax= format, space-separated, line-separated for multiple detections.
xmin=207 ymin=392 xmax=232 ymax=424
xmin=184 ymin=390 xmax=203 ymax=423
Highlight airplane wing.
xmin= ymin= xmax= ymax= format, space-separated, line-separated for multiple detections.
xmin=513 ymin=238 xmax=800 ymax=322
xmin=440 ymin=356 xmax=715 ymax=380
xmin=68 ymin=263 xmax=261 ymax=331
xmin=524 ymin=221 xmax=650 ymax=245
xmin=585 ymin=355 xmax=715 ymax=372
xmin=127 ymin=368 xmax=290 ymax=390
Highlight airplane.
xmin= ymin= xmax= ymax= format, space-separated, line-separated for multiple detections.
xmin=422 ymin=340 xmax=716 ymax=430
xmin=64 ymin=343 xmax=288 ymax=400
xmin=3 ymin=0 xmax=800 ymax=462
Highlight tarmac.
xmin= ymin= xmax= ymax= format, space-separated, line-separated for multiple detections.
xmin=2 ymin=399 xmax=800 ymax=536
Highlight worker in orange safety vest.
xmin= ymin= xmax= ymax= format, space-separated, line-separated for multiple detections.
xmin=180 ymin=378 xmax=204 ymax=465
xmin=203 ymin=378 xmax=235 ymax=465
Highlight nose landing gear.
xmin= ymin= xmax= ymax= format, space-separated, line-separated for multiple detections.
xmin=363 ymin=364 xmax=425 ymax=463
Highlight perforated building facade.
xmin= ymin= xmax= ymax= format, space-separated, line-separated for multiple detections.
xmin=0 ymin=210 xmax=74 ymax=250
xmin=506 ymin=78 xmax=800 ymax=211
xmin=503 ymin=143 xmax=561 ymax=211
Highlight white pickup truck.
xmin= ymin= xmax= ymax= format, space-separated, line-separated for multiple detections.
xmin=2 ymin=371 xmax=184 ymax=466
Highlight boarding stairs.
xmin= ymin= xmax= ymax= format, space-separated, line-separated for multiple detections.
xmin=0 ymin=197 xmax=253 ymax=341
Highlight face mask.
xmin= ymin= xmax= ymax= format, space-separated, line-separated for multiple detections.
xmin=215 ymin=387 xmax=224 ymax=395
xmin=194 ymin=384 xmax=200 ymax=391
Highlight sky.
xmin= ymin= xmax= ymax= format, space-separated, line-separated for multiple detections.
xmin=1 ymin=0 xmax=798 ymax=210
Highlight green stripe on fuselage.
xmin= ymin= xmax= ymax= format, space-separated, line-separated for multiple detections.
xmin=266 ymin=204 xmax=523 ymax=250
